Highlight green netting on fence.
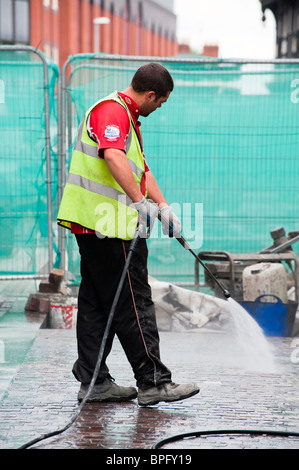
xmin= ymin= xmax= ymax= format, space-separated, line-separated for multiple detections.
xmin=0 ymin=47 xmax=59 ymax=275
xmin=61 ymin=54 xmax=299 ymax=286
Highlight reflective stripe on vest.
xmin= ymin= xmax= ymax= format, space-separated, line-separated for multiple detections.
xmin=57 ymin=91 xmax=146 ymax=239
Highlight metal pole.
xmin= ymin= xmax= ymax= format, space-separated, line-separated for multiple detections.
xmin=0 ymin=274 xmax=48 ymax=281
xmin=42 ymin=51 xmax=54 ymax=272
xmin=57 ymin=57 xmax=71 ymax=275
xmin=61 ymin=52 xmax=299 ymax=65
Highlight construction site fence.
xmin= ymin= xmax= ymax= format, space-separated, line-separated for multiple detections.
xmin=1 ymin=46 xmax=299 ymax=289
xmin=0 ymin=45 xmax=58 ymax=281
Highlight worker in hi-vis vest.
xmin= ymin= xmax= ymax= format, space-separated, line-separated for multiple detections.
xmin=57 ymin=63 xmax=199 ymax=406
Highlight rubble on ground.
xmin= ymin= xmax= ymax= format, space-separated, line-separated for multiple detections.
xmin=149 ymin=276 xmax=228 ymax=332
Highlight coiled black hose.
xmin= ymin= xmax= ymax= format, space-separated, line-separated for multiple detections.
xmin=152 ymin=428 xmax=299 ymax=449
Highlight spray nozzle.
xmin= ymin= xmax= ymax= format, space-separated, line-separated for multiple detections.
xmin=223 ymin=289 xmax=231 ymax=299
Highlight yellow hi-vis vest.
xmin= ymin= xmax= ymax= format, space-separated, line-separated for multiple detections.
xmin=57 ymin=91 xmax=147 ymax=240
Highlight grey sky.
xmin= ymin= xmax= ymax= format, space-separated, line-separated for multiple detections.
xmin=174 ymin=0 xmax=276 ymax=59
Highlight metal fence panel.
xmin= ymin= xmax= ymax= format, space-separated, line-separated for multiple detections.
xmin=0 ymin=46 xmax=59 ymax=278
xmin=58 ymin=54 xmax=299 ymax=287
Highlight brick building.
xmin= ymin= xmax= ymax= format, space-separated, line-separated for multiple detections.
xmin=260 ymin=0 xmax=299 ymax=58
xmin=0 ymin=0 xmax=178 ymax=68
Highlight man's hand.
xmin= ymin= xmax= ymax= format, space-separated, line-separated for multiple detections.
xmin=159 ymin=205 xmax=182 ymax=238
xmin=131 ymin=196 xmax=159 ymax=234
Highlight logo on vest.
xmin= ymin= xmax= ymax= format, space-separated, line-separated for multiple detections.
xmin=104 ymin=125 xmax=120 ymax=141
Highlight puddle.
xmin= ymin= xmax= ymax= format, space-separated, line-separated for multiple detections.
xmin=0 ymin=298 xmax=44 ymax=403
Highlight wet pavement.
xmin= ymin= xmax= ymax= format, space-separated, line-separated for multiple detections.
xmin=0 ymin=323 xmax=299 ymax=451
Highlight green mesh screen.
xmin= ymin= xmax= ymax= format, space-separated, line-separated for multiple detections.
xmin=61 ymin=55 xmax=299 ymax=286
xmin=0 ymin=47 xmax=59 ymax=275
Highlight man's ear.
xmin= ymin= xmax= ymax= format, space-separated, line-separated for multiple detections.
xmin=146 ymin=91 xmax=156 ymax=101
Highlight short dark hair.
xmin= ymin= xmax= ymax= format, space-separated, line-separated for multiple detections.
xmin=131 ymin=63 xmax=174 ymax=99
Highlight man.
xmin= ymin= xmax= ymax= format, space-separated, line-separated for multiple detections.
xmin=57 ymin=63 xmax=199 ymax=406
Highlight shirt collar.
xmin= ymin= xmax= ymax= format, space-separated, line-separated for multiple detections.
xmin=118 ymin=92 xmax=141 ymax=123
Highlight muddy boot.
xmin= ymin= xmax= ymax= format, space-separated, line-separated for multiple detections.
xmin=138 ymin=382 xmax=199 ymax=406
xmin=78 ymin=378 xmax=137 ymax=402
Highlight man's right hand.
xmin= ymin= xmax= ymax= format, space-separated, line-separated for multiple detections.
xmin=131 ymin=196 xmax=159 ymax=233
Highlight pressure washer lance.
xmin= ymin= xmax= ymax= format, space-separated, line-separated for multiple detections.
xmin=158 ymin=212 xmax=231 ymax=300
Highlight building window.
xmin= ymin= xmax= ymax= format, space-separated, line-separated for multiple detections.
xmin=15 ymin=0 xmax=29 ymax=42
xmin=0 ymin=0 xmax=13 ymax=42
xmin=110 ymin=3 xmax=114 ymax=54
xmin=44 ymin=41 xmax=51 ymax=58
xmin=281 ymin=38 xmax=288 ymax=56
xmin=124 ymin=0 xmax=130 ymax=54
xmin=137 ymin=1 xmax=142 ymax=55
xmin=0 ymin=0 xmax=29 ymax=44
xmin=52 ymin=44 xmax=59 ymax=64
xmin=292 ymin=36 xmax=297 ymax=54
xmin=52 ymin=0 xmax=58 ymax=12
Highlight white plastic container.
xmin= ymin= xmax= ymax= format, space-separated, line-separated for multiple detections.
xmin=242 ymin=262 xmax=288 ymax=303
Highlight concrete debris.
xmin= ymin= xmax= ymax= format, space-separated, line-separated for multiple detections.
xmin=149 ymin=276 xmax=228 ymax=332
xmin=25 ymin=273 xmax=229 ymax=332
xmin=25 ymin=269 xmax=66 ymax=314
xmin=38 ymin=268 xmax=64 ymax=295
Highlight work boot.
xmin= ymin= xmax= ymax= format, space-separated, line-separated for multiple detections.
xmin=138 ymin=382 xmax=199 ymax=406
xmin=78 ymin=378 xmax=137 ymax=403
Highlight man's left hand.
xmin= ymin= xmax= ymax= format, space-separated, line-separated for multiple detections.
xmin=159 ymin=205 xmax=182 ymax=238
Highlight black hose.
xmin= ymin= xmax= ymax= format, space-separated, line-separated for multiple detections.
xmin=19 ymin=228 xmax=141 ymax=449
xmin=152 ymin=428 xmax=299 ymax=449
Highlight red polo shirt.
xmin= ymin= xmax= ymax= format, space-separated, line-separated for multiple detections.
xmin=71 ymin=92 xmax=149 ymax=234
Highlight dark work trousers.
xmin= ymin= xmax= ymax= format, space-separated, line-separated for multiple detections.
xmin=72 ymin=233 xmax=172 ymax=390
